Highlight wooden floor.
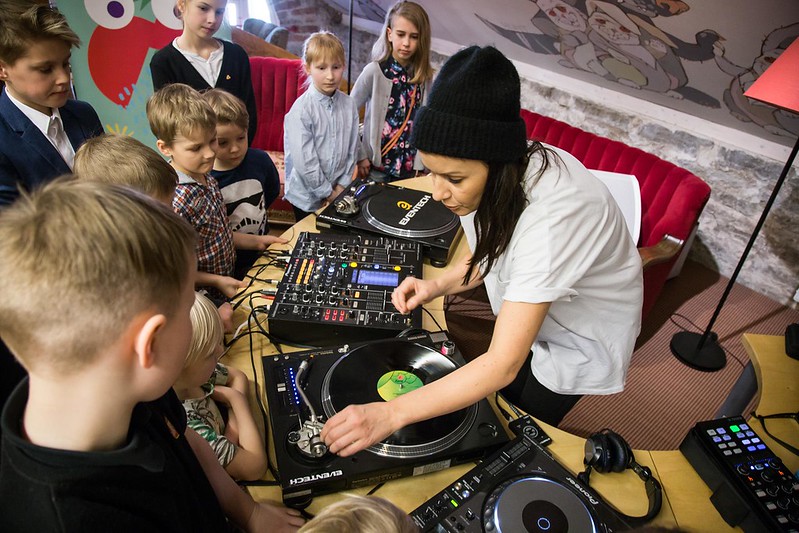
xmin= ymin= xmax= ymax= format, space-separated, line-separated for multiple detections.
xmin=445 ymin=260 xmax=799 ymax=450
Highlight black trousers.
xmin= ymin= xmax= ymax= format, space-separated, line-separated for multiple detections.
xmin=500 ymin=350 xmax=582 ymax=427
xmin=291 ymin=205 xmax=314 ymax=223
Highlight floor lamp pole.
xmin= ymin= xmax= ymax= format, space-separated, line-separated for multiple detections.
xmin=347 ymin=0 xmax=353 ymax=94
xmin=670 ymin=134 xmax=799 ymax=371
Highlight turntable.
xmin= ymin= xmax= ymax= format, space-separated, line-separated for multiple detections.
xmin=262 ymin=330 xmax=509 ymax=508
xmin=411 ymin=418 xmax=635 ymax=532
xmin=315 ymin=178 xmax=462 ymax=267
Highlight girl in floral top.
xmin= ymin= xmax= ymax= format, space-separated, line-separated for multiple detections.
xmin=352 ymin=1 xmax=433 ymax=181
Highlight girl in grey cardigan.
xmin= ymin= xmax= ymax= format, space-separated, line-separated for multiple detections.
xmin=352 ymin=2 xmax=433 ymax=181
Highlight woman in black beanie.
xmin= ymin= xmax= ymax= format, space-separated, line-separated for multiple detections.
xmin=321 ymin=46 xmax=643 ymax=456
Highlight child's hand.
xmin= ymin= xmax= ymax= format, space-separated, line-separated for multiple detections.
xmin=246 ymin=501 xmax=305 ymax=533
xmin=217 ymin=276 xmax=247 ymax=298
xmin=225 ymin=365 xmax=250 ymax=396
xmin=211 ymin=384 xmax=241 ymax=405
xmin=252 ymin=234 xmax=289 ymax=251
xmin=357 ymin=158 xmax=371 ymax=178
xmin=324 ymin=184 xmax=345 ymax=204
xmin=217 ymin=302 xmax=234 ymax=334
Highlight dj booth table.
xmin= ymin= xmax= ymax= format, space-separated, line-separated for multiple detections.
xmin=224 ymin=177 xmax=797 ymax=531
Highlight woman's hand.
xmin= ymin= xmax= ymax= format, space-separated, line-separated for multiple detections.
xmin=391 ymin=276 xmax=439 ymax=314
xmin=320 ymin=402 xmax=397 ymax=457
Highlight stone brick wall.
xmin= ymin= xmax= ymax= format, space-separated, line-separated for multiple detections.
xmin=271 ymin=0 xmax=374 ymax=84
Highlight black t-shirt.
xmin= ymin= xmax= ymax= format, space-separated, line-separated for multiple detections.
xmin=0 ymin=381 xmax=229 ymax=532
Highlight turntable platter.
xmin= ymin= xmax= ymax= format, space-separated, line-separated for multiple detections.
xmin=483 ymin=476 xmax=598 ymax=533
xmin=362 ymin=186 xmax=459 ymax=239
xmin=321 ymin=340 xmax=477 ymax=458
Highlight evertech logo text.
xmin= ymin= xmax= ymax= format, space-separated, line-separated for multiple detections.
xmin=398 ymin=195 xmax=430 ymax=226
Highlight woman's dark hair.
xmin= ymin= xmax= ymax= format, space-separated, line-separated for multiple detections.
xmin=464 ymin=141 xmax=559 ymax=285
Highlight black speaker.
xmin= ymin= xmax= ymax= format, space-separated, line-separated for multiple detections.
xmin=786 ymin=323 xmax=799 ymax=360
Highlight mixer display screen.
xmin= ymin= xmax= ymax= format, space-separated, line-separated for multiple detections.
xmin=353 ymin=269 xmax=399 ymax=287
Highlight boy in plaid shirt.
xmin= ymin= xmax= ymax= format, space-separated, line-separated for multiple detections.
xmin=147 ymin=84 xmax=240 ymax=303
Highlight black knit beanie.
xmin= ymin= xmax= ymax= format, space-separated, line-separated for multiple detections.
xmin=411 ymin=45 xmax=527 ymax=163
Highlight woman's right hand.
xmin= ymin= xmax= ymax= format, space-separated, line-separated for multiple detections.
xmin=391 ymin=276 xmax=439 ymax=314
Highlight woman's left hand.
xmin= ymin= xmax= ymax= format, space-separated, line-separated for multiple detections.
xmin=320 ymin=402 xmax=396 ymax=457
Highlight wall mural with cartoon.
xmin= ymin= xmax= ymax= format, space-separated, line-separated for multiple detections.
xmin=58 ymin=0 xmax=798 ymax=145
xmin=325 ymin=0 xmax=799 ymax=143
xmin=59 ymin=0 xmax=183 ymax=146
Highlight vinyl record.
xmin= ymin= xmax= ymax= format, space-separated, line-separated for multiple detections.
xmin=362 ymin=186 xmax=459 ymax=239
xmin=482 ymin=476 xmax=598 ymax=533
xmin=321 ymin=339 xmax=477 ymax=458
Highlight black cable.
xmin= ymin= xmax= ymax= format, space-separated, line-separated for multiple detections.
xmin=365 ymin=482 xmax=385 ymax=496
xmin=421 ymin=306 xmax=443 ymax=331
xmin=245 ymin=308 xmax=281 ymax=484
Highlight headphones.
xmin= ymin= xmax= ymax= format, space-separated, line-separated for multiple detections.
xmin=578 ymin=428 xmax=663 ymax=526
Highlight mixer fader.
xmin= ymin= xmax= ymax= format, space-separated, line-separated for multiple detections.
xmin=267 ymin=232 xmax=423 ymax=345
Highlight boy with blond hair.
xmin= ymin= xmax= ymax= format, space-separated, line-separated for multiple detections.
xmin=0 ymin=179 xmax=303 ymax=531
xmin=203 ymin=88 xmax=285 ymax=278
xmin=74 ymin=133 xmax=178 ymax=205
xmin=0 ymin=1 xmax=103 ymax=206
xmin=174 ymin=292 xmax=267 ymax=480
xmin=147 ymin=82 xmax=241 ymax=304
xmin=298 ymin=495 xmax=418 ymax=533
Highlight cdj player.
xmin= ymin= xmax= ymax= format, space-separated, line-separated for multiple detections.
xmin=411 ymin=417 xmax=636 ymax=532
xmin=316 ymin=178 xmax=462 ymax=267
xmin=267 ymin=232 xmax=423 ymax=346
xmin=262 ymin=330 xmax=509 ymax=508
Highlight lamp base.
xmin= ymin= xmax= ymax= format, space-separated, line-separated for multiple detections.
xmin=670 ymin=331 xmax=726 ymax=371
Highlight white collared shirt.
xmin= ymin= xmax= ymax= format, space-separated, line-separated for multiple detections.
xmin=6 ymin=90 xmax=75 ymax=169
xmin=172 ymin=38 xmax=224 ymax=87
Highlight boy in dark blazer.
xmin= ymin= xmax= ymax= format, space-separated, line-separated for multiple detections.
xmin=0 ymin=2 xmax=103 ymax=207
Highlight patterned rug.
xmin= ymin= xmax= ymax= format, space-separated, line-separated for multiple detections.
xmin=444 ymin=260 xmax=799 ymax=450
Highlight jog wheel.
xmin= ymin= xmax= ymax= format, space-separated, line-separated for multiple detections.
xmin=482 ymin=476 xmax=599 ymax=533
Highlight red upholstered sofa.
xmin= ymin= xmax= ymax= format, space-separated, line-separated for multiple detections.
xmin=520 ymin=109 xmax=711 ymax=320
xmin=249 ymin=56 xmax=307 ymax=225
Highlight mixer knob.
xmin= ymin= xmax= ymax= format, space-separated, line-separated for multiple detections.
xmin=317 ymin=285 xmax=325 ymax=293
xmin=315 ymin=295 xmax=323 ymax=304
xmin=327 ymin=250 xmax=336 ymax=258
xmin=328 ymin=296 xmax=337 ymax=305
xmin=305 ymin=285 xmax=313 ymax=293
xmin=341 ymin=244 xmax=349 ymax=252
xmin=302 ymin=293 xmax=310 ymax=303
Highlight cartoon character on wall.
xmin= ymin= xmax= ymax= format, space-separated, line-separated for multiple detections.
xmin=714 ymin=23 xmax=799 ymax=137
xmin=477 ymin=0 xmax=721 ymax=107
xmin=60 ymin=0 xmax=182 ymax=145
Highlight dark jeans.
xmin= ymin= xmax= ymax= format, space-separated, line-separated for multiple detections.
xmin=500 ymin=350 xmax=582 ymax=427
xmin=291 ymin=205 xmax=314 ymax=223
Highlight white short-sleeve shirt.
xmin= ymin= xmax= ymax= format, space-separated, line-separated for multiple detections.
xmin=460 ymin=144 xmax=643 ymax=395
